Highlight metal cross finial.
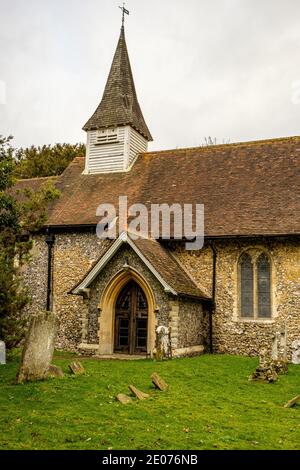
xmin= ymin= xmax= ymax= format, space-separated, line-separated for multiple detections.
xmin=119 ymin=3 xmax=129 ymax=27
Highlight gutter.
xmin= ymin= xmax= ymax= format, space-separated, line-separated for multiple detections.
xmin=45 ymin=229 xmax=55 ymax=311
xmin=209 ymin=242 xmax=217 ymax=354
xmin=43 ymin=225 xmax=300 ymax=239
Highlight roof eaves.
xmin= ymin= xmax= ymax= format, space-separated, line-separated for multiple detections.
xmin=126 ymin=236 xmax=177 ymax=295
xmin=71 ymin=236 xmax=124 ymax=294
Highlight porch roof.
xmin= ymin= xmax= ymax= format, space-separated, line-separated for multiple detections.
xmin=70 ymin=232 xmax=210 ymax=300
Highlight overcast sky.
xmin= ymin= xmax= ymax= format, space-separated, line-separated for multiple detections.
xmin=0 ymin=0 xmax=300 ymax=150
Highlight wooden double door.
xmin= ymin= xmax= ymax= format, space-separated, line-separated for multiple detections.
xmin=114 ymin=281 xmax=148 ymax=355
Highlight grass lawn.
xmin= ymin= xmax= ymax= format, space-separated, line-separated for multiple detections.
xmin=0 ymin=353 xmax=300 ymax=450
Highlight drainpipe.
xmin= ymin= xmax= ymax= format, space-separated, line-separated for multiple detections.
xmin=45 ymin=229 xmax=55 ymax=311
xmin=209 ymin=242 xmax=217 ymax=354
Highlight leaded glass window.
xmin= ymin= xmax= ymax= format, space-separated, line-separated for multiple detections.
xmin=257 ymin=254 xmax=271 ymax=318
xmin=240 ymin=253 xmax=254 ymax=317
xmin=239 ymin=251 xmax=272 ymax=319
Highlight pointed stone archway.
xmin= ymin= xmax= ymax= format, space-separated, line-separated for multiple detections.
xmin=98 ymin=268 xmax=156 ymax=356
xmin=114 ymin=280 xmax=148 ymax=355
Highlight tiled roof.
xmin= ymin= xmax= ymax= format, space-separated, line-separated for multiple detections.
xmin=12 ymin=176 xmax=58 ymax=193
xmin=83 ymin=26 xmax=152 ymax=141
xmin=11 ymin=176 xmax=59 ymax=202
xmin=35 ymin=136 xmax=300 ymax=237
xmin=133 ymin=236 xmax=209 ymax=298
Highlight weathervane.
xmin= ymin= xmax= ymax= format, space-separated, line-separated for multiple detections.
xmin=119 ymin=3 xmax=129 ymax=27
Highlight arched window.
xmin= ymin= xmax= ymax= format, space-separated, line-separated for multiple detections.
xmin=240 ymin=253 xmax=254 ymax=318
xmin=257 ymin=254 xmax=271 ymax=318
xmin=239 ymin=251 xmax=272 ymax=319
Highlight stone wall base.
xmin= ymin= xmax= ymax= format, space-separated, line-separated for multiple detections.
xmin=77 ymin=343 xmax=205 ymax=359
xmin=78 ymin=343 xmax=99 ymax=357
xmin=172 ymin=345 xmax=205 ymax=358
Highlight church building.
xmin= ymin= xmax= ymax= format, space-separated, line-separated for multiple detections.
xmin=18 ymin=22 xmax=300 ymax=360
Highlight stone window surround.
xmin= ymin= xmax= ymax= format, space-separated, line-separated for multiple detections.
xmin=233 ymin=247 xmax=277 ymax=323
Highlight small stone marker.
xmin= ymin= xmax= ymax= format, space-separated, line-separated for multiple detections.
xmin=116 ymin=393 xmax=132 ymax=404
xmin=68 ymin=361 xmax=85 ymax=375
xmin=17 ymin=311 xmax=56 ymax=383
xmin=128 ymin=385 xmax=150 ymax=400
xmin=284 ymin=395 xmax=300 ymax=409
xmin=291 ymin=340 xmax=300 ymax=364
xmin=0 ymin=341 xmax=6 ymax=365
xmin=47 ymin=364 xmax=64 ymax=378
xmin=151 ymin=373 xmax=169 ymax=391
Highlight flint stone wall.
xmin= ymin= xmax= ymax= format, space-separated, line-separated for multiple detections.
xmin=178 ymin=299 xmax=207 ymax=349
xmin=173 ymin=236 xmax=300 ymax=359
xmin=23 ymin=232 xmax=207 ymax=353
xmin=22 ymin=232 xmax=300 ymax=359
xmin=52 ymin=232 xmax=110 ymax=351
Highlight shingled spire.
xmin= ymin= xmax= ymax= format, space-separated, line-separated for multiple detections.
xmin=83 ymin=26 xmax=152 ymax=141
xmin=83 ymin=25 xmax=152 ymax=174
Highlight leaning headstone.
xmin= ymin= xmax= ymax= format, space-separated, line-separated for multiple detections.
xmin=0 ymin=341 xmax=6 ymax=365
xmin=291 ymin=340 xmax=300 ymax=365
xmin=17 ymin=311 xmax=56 ymax=383
xmin=151 ymin=373 xmax=169 ymax=391
xmin=69 ymin=361 xmax=85 ymax=375
xmin=284 ymin=395 xmax=300 ymax=408
xmin=47 ymin=364 xmax=64 ymax=379
xmin=128 ymin=385 xmax=150 ymax=400
xmin=116 ymin=394 xmax=132 ymax=404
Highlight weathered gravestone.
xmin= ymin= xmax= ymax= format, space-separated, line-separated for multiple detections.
xmin=151 ymin=373 xmax=169 ymax=391
xmin=271 ymin=332 xmax=280 ymax=360
xmin=47 ymin=364 xmax=64 ymax=379
xmin=17 ymin=311 xmax=56 ymax=383
xmin=68 ymin=361 xmax=85 ymax=375
xmin=291 ymin=340 xmax=300 ymax=365
xmin=116 ymin=394 xmax=132 ymax=404
xmin=0 ymin=341 xmax=6 ymax=365
xmin=128 ymin=385 xmax=150 ymax=400
xmin=272 ymin=329 xmax=287 ymax=362
xmin=284 ymin=395 xmax=300 ymax=409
